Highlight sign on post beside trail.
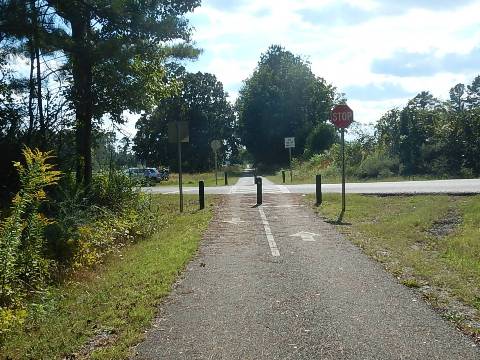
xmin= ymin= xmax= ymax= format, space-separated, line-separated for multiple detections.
xmin=168 ymin=121 xmax=189 ymax=143
xmin=168 ymin=121 xmax=189 ymax=212
xmin=331 ymin=104 xmax=353 ymax=129
xmin=284 ymin=137 xmax=295 ymax=182
xmin=284 ymin=137 xmax=295 ymax=148
xmin=330 ymin=104 xmax=354 ymax=218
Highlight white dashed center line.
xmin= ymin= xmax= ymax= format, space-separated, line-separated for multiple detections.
xmin=258 ymin=207 xmax=280 ymax=257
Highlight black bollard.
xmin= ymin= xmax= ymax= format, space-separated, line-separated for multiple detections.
xmin=199 ymin=180 xmax=205 ymax=210
xmin=282 ymin=170 xmax=286 ymax=183
xmin=256 ymin=177 xmax=262 ymax=205
xmin=315 ymin=174 xmax=322 ymax=206
xmin=224 ymin=171 xmax=228 ymax=185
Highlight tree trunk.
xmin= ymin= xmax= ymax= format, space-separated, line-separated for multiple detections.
xmin=31 ymin=0 xmax=45 ymax=148
xmin=35 ymin=45 xmax=45 ymax=147
xmin=71 ymin=13 xmax=93 ymax=187
xmin=27 ymin=42 xmax=35 ymax=145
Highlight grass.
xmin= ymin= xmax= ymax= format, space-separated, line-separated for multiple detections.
xmin=308 ymin=193 xmax=480 ymax=337
xmin=267 ymin=169 xmax=448 ymax=185
xmin=1 ymin=195 xmax=216 ymax=359
xmin=156 ymin=171 xmax=241 ymax=187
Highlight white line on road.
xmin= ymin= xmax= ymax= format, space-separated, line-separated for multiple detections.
xmin=258 ymin=207 xmax=280 ymax=257
xmin=263 ymin=204 xmax=303 ymax=208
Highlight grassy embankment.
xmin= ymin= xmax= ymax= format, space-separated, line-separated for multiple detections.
xmin=308 ymin=193 xmax=480 ymax=339
xmin=157 ymin=170 xmax=242 ymax=187
xmin=267 ymin=169 xmax=446 ymax=185
xmin=1 ymin=195 xmax=216 ymax=359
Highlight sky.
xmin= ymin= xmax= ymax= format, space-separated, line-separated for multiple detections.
xmin=134 ymin=0 xmax=480 ymax=136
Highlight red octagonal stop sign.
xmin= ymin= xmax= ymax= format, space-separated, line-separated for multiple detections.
xmin=331 ymin=104 xmax=353 ymax=128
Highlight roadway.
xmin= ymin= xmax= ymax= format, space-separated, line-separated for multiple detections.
xmin=143 ymin=177 xmax=480 ymax=195
xmin=134 ymin=185 xmax=479 ymax=359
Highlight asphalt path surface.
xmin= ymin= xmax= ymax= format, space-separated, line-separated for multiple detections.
xmin=133 ymin=177 xmax=479 ymax=359
xmin=143 ymin=177 xmax=480 ymax=195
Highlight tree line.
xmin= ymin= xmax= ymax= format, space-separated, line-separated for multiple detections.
xmin=131 ymin=45 xmax=343 ymax=172
xmin=0 ymin=0 xmax=205 ymax=316
xmin=374 ymin=81 xmax=480 ymax=177
xmin=1 ymin=0 xmax=479 ymax=198
xmin=0 ymin=0 xmax=201 ymax=198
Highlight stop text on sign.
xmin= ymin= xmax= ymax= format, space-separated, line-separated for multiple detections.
xmin=331 ymin=104 xmax=354 ymax=128
xmin=332 ymin=112 xmax=352 ymax=123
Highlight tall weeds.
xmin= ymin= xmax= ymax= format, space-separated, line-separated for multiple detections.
xmin=0 ymin=148 xmax=60 ymax=307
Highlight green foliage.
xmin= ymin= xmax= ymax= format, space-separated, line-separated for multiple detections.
xmin=357 ymin=151 xmax=399 ymax=179
xmin=237 ymin=45 xmax=337 ymax=165
xmin=1 ymin=195 xmax=214 ymax=359
xmin=46 ymin=171 xmax=155 ymax=269
xmin=134 ymin=68 xmax=237 ymax=171
xmin=89 ymin=171 xmax=139 ymax=211
xmin=304 ymin=123 xmax=337 ymax=158
xmin=0 ymin=155 xmax=161 ymax=340
xmin=0 ymin=0 xmax=201 ymax=186
xmin=0 ymin=148 xmax=60 ymax=308
xmin=376 ymin=78 xmax=480 ymax=177
xmin=71 ymin=199 xmax=154 ymax=269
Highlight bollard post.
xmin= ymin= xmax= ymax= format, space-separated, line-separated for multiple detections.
xmin=290 ymin=170 xmax=293 ymax=183
xmin=256 ymin=177 xmax=262 ymax=205
xmin=282 ymin=170 xmax=285 ymax=183
xmin=199 ymin=180 xmax=205 ymax=210
xmin=224 ymin=171 xmax=228 ymax=185
xmin=315 ymin=174 xmax=322 ymax=206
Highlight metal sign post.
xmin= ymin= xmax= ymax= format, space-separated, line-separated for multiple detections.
xmin=211 ymin=140 xmax=221 ymax=186
xmin=168 ymin=121 xmax=189 ymax=212
xmin=284 ymin=137 xmax=295 ymax=183
xmin=341 ymin=128 xmax=345 ymax=213
xmin=330 ymin=105 xmax=353 ymax=216
xmin=177 ymin=122 xmax=183 ymax=212
xmin=215 ymin=152 xmax=218 ymax=185
xmin=289 ymin=147 xmax=293 ymax=182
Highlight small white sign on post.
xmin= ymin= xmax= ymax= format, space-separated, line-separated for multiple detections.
xmin=284 ymin=137 xmax=295 ymax=149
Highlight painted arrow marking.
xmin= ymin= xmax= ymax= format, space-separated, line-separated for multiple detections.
xmin=222 ymin=217 xmax=245 ymax=225
xmin=290 ymin=231 xmax=320 ymax=242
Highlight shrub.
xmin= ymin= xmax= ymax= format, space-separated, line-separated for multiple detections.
xmin=89 ymin=171 xmax=139 ymax=211
xmin=304 ymin=123 xmax=337 ymax=158
xmin=357 ymin=152 xmax=398 ymax=179
xmin=70 ymin=196 xmax=157 ymax=269
xmin=0 ymin=148 xmax=60 ymax=307
xmin=46 ymin=171 xmax=157 ymax=270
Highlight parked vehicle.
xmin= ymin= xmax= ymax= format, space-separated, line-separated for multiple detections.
xmin=125 ymin=167 xmax=169 ymax=183
xmin=145 ymin=168 xmax=162 ymax=181
xmin=158 ymin=167 xmax=169 ymax=181
xmin=126 ymin=167 xmax=159 ymax=183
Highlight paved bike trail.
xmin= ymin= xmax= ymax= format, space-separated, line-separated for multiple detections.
xmin=133 ymin=177 xmax=478 ymax=359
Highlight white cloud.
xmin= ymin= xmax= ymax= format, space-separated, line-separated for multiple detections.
xmin=184 ymin=0 xmax=480 ymax=128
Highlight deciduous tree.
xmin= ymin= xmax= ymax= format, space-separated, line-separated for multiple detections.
xmin=236 ymin=45 xmax=336 ymax=166
xmin=134 ymin=69 xmax=237 ymax=172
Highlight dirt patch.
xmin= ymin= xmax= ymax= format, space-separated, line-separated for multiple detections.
xmin=419 ymin=285 xmax=480 ymax=343
xmin=427 ymin=209 xmax=462 ymax=238
xmin=63 ymin=329 xmax=118 ymax=359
